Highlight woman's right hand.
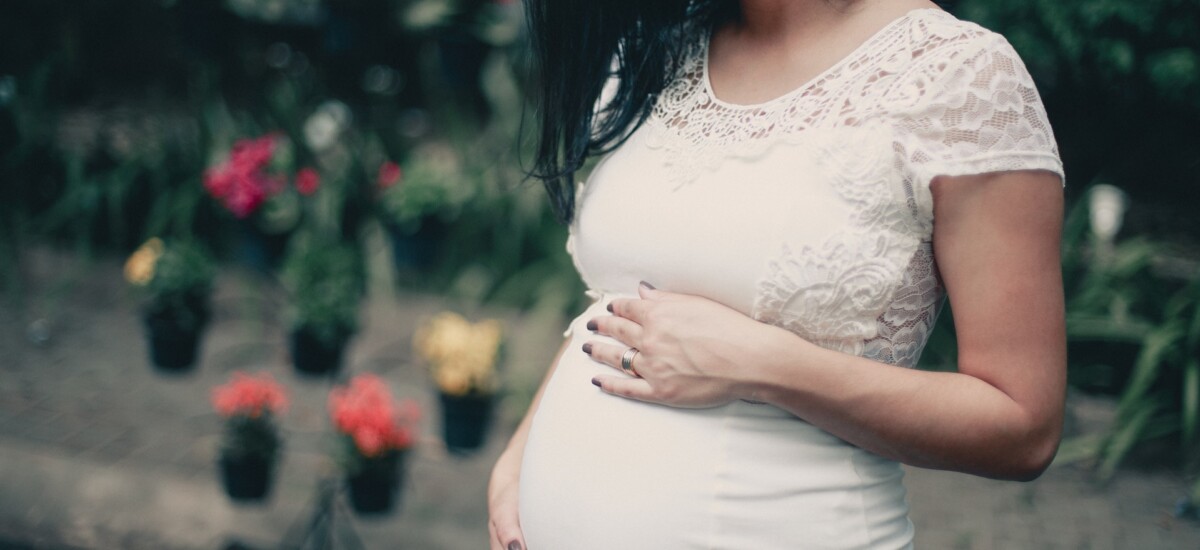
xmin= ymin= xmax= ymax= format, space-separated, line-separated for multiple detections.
xmin=488 ymin=447 xmax=526 ymax=550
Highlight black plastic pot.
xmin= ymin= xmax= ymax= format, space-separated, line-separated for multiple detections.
xmin=236 ymin=222 xmax=290 ymax=273
xmin=346 ymin=452 xmax=404 ymax=515
xmin=385 ymin=221 xmax=442 ymax=272
xmin=438 ymin=391 xmax=494 ymax=454
xmin=143 ymin=309 xmax=208 ymax=372
xmin=290 ymin=327 xmax=347 ymax=377
xmin=219 ymin=453 xmax=274 ymax=502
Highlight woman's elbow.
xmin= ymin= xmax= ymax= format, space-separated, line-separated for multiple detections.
xmin=995 ymin=418 xmax=1063 ymax=482
xmin=1009 ymin=438 xmax=1059 ymax=481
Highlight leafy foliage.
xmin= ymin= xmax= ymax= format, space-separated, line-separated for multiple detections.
xmin=221 ymin=413 xmax=284 ymax=460
xmin=127 ymin=238 xmax=217 ymax=329
xmin=281 ymin=235 xmax=366 ymax=345
xmin=1057 ymin=186 xmax=1200 ymax=481
xmin=377 ymin=142 xmax=476 ymax=234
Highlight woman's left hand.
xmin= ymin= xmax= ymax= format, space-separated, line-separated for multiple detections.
xmin=584 ymin=281 xmax=774 ymax=408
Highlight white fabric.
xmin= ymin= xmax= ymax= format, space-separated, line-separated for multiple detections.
xmin=520 ymin=8 xmax=1063 ymax=549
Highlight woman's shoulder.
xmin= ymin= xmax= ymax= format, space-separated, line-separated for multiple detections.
xmin=900 ymin=9 xmax=1026 ymax=73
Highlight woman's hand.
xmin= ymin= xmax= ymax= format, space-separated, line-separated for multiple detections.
xmin=487 ymin=448 xmax=526 ymax=550
xmin=584 ymin=282 xmax=776 ymax=407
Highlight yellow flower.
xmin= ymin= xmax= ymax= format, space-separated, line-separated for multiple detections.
xmin=435 ymin=368 xmax=472 ymax=396
xmin=124 ymin=238 xmax=164 ymax=286
xmin=416 ymin=312 xmax=503 ymax=395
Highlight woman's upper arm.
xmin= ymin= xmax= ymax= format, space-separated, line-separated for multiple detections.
xmin=930 ymin=170 xmax=1067 ymax=435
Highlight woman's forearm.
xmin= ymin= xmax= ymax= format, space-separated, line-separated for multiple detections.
xmin=742 ymin=324 xmax=1063 ymax=481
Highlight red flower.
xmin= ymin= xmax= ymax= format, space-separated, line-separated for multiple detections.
xmin=229 ymin=134 xmax=278 ymax=173
xmin=203 ymin=167 xmax=232 ymax=199
xmin=353 ymin=427 xmax=385 ymax=457
xmin=328 ymin=374 xmax=420 ymax=457
xmin=212 ymin=371 xmax=289 ymax=419
xmin=223 ymin=174 xmax=269 ymax=219
xmin=295 ymin=167 xmax=320 ymax=196
xmin=376 ymin=161 xmax=402 ymax=190
xmin=203 ymin=133 xmax=287 ymax=217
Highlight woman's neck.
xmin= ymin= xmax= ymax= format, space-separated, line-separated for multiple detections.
xmin=707 ymin=0 xmax=941 ymax=105
xmin=732 ymin=0 xmax=864 ymax=40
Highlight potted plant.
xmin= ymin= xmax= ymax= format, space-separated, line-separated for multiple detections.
xmin=211 ymin=371 xmax=288 ymax=502
xmin=413 ymin=312 xmax=502 ymax=453
xmin=281 ymin=236 xmax=366 ymax=376
xmin=375 ymin=143 xmax=474 ymax=272
xmin=203 ymin=132 xmax=303 ymax=270
xmin=328 ymin=374 xmax=421 ymax=515
xmin=125 ymin=237 xmax=216 ymax=372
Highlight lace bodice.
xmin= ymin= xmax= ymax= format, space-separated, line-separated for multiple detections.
xmin=567 ymin=8 xmax=1063 ymax=367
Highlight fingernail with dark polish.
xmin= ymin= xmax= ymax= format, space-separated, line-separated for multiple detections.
xmin=640 ymin=280 xmax=656 ymax=290
xmin=582 ymin=343 xmax=593 ymax=355
xmin=586 ymin=320 xmax=598 ymax=331
xmin=508 ymin=542 xmax=523 ymax=550
xmin=606 ymin=302 xmax=614 ymax=313
xmin=591 ymin=377 xmax=602 ymax=388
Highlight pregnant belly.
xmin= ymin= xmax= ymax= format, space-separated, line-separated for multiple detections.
xmin=517 ymin=301 xmax=914 ymax=549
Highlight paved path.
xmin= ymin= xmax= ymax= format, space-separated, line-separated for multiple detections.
xmin=1 ymin=247 xmax=1198 ymax=549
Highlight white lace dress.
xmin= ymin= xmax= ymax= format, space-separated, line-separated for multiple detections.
xmin=518 ymin=8 xmax=1063 ymax=549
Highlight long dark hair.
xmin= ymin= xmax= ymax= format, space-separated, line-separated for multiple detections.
xmin=524 ymin=0 xmax=733 ymax=223
xmin=524 ymin=0 xmax=957 ymax=224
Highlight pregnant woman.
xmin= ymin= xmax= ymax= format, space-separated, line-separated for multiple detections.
xmin=490 ymin=0 xmax=1066 ymax=548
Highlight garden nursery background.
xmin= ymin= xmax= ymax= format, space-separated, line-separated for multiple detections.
xmin=1 ymin=0 xmax=1199 ymax=549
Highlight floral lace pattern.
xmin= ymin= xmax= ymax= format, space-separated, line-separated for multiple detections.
xmin=640 ymin=9 xmax=1062 ymax=367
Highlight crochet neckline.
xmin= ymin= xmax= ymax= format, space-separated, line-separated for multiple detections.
xmin=700 ymin=7 xmax=947 ymax=109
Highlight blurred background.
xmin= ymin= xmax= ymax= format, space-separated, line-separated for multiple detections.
xmin=0 ymin=0 xmax=1198 ymax=548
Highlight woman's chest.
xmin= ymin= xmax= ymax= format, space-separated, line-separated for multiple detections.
xmin=571 ymin=124 xmax=921 ymax=328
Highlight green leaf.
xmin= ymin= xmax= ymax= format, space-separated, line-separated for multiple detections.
xmin=1110 ymin=239 xmax=1157 ymax=278
xmin=1052 ymin=433 xmax=1106 ymax=467
xmin=1116 ymin=324 xmax=1183 ymax=417
xmin=1099 ymin=39 xmax=1136 ymax=75
xmin=1098 ymin=401 xmax=1157 ymax=481
xmin=1186 ymin=285 xmax=1200 ymax=351
xmin=1147 ymin=49 xmax=1199 ymax=97
xmin=1066 ymin=314 xmax=1154 ymax=343
xmin=1184 ymin=358 xmax=1199 ymax=450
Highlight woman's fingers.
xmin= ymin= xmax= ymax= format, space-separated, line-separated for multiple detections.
xmin=586 ymin=313 xmax=643 ymax=346
xmin=488 ymin=520 xmax=502 ymax=550
xmin=489 ymin=509 xmax=526 ymax=550
xmin=583 ymin=340 xmax=646 ymax=377
xmin=488 ymin=454 xmax=526 ymax=550
xmin=592 ymin=374 xmax=656 ymax=402
xmin=608 ymin=282 xmax=662 ymax=324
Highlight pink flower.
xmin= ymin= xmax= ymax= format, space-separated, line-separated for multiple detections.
xmin=353 ymin=427 xmax=385 ymax=457
xmin=295 ymin=167 xmax=320 ymax=196
xmin=212 ymin=372 xmax=289 ymax=419
xmin=376 ymin=161 xmax=402 ymax=190
xmin=328 ymin=373 xmax=421 ymax=456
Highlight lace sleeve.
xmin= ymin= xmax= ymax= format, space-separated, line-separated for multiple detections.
xmin=891 ymin=32 xmax=1065 ymax=231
